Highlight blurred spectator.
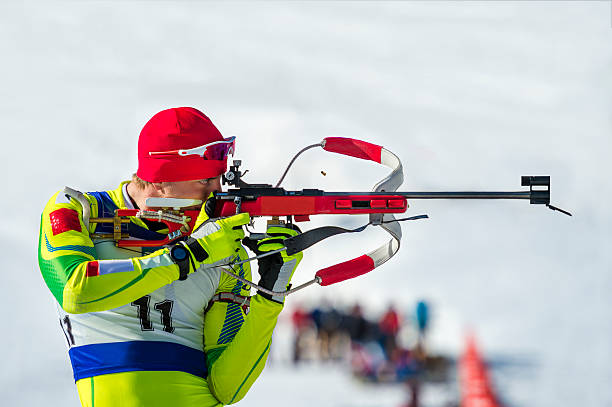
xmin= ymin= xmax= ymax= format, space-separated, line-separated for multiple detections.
xmin=379 ymin=304 xmax=401 ymax=358
xmin=342 ymin=304 xmax=368 ymax=343
xmin=313 ymin=304 xmax=344 ymax=361
xmin=291 ymin=304 xmax=314 ymax=364
xmin=288 ymin=299 xmax=450 ymax=407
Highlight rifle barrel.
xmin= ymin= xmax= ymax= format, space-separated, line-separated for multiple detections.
xmin=325 ymin=191 xmax=533 ymax=200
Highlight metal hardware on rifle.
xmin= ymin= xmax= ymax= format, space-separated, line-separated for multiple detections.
xmin=223 ymin=160 xmax=253 ymax=188
xmin=89 ymin=214 xmax=131 ymax=241
xmin=222 ymin=160 xmax=273 ymax=189
xmin=233 ymin=196 xmax=243 ymax=215
xmin=267 ymin=216 xmax=285 ymax=228
xmin=90 ymin=208 xmax=194 ymax=248
xmin=221 ymin=261 xmax=322 ymax=298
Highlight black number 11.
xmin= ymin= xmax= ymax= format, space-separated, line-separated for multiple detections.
xmin=131 ymin=296 xmax=175 ymax=333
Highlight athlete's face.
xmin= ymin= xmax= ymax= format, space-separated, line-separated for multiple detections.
xmin=157 ymin=176 xmax=222 ymax=202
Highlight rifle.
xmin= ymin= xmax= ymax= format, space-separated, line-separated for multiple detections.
xmin=90 ymin=137 xmax=570 ymax=295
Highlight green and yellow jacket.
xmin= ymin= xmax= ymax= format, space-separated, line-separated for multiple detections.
xmin=39 ymin=182 xmax=282 ymax=406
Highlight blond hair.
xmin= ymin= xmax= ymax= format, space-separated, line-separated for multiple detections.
xmin=131 ymin=173 xmax=154 ymax=190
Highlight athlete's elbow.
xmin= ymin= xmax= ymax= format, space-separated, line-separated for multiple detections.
xmin=59 ymin=303 xmax=80 ymax=314
xmin=59 ymin=297 xmax=88 ymax=314
xmin=208 ymin=375 xmax=250 ymax=405
xmin=208 ymin=383 xmax=236 ymax=405
xmin=60 ymin=289 xmax=106 ymax=314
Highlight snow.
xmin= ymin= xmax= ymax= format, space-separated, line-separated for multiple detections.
xmin=1 ymin=2 xmax=610 ymax=406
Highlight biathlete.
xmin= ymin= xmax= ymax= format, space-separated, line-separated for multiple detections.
xmin=38 ymin=107 xmax=303 ymax=406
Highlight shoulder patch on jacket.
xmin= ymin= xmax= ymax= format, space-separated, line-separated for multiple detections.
xmin=85 ymin=259 xmax=135 ymax=278
xmin=50 ymin=208 xmax=82 ymax=235
xmin=86 ymin=261 xmax=100 ymax=277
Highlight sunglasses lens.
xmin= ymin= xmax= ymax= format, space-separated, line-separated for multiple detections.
xmin=203 ymin=138 xmax=235 ymax=160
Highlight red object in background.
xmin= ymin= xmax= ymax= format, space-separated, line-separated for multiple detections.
xmin=379 ymin=307 xmax=401 ymax=336
xmin=291 ymin=307 xmax=311 ymax=331
xmin=459 ymin=335 xmax=501 ymax=407
xmin=49 ymin=208 xmax=82 ymax=235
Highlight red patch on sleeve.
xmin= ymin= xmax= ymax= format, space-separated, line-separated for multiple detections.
xmin=49 ymin=208 xmax=82 ymax=235
xmin=86 ymin=261 xmax=99 ymax=277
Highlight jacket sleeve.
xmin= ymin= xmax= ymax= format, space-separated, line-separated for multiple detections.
xmin=38 ymin=190 xmax=181 ymax=314
xmin=203 ymin=251 xmax=283 ymax=405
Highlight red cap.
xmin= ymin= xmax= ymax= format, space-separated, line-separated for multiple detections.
xmin=137 ymin=107 xmax=227 ymax=182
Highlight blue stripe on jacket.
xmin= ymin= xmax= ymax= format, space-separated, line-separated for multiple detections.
xmin=68 ymin=341 xmax=208 ymax=381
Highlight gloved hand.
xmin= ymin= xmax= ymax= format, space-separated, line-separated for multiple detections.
xmin=242 ymin=224 xmax=303 ymax=304
xmin=169 ymin=208 xmax=250 ymax=280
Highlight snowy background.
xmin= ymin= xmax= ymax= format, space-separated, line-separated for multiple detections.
xmin=1 ymin=1 xmax=610 ymax=406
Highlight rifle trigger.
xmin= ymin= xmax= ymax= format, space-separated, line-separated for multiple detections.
xmin=234 ymin=197 xmax=242 ymax=214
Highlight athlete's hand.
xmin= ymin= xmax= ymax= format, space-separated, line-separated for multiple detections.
xmin=170 ymin=212 xmax=250 ymax=280
xmin=243 ymin=224 xmax=303 ymax=304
